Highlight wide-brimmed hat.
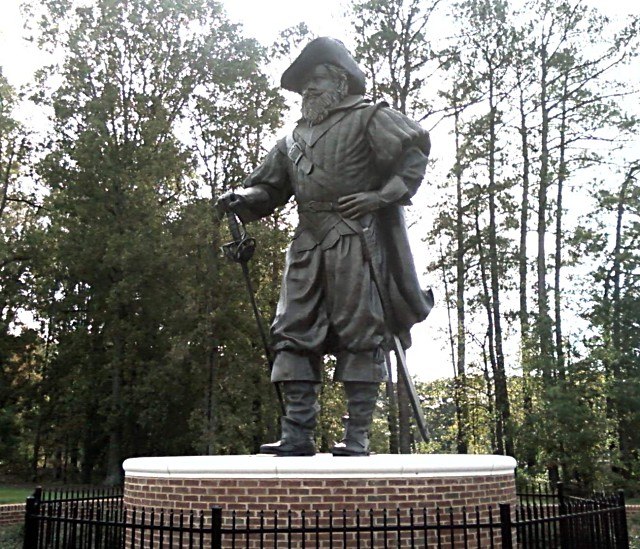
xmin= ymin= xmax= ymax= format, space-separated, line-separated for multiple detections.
xmin=281 ymin=37 xmax=366 ymax=95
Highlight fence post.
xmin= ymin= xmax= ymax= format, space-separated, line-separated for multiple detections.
xmin=557 ymin=481 xmax=570 ymax=549
xmin=211 ymin=507 xmax=222 ymax=549
xmin=499 ymin=503 xmax=513 ymax=549
xmin=616 ymin=489 xmax=629 ymax=549
xmin=23 ymin=486 xmax=42 ymax=549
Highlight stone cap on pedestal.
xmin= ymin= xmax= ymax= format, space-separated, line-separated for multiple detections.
xmin=123 ymin=453 xmax=517 ymax=479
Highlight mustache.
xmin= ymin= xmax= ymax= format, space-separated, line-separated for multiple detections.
xmin=303 ymin=89 xmax=323 ymax=99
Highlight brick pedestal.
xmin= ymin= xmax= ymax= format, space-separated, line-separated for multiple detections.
xmin=0 ymin=503 xmax=25 ymax=526
xmin=123 ymin=454 xmax=516 ymax=547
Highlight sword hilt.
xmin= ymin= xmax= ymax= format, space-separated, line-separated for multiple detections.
xmin=226 ymin=209 xmax=242 ymax=242
xmin=222 ymin=211 xmax=255 ymax=263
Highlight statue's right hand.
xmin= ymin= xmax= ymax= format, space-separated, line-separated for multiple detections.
xmin=215 ymin=190 xmax=243 ymax=218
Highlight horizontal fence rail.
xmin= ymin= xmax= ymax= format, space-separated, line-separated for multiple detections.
xmin=23 ymin=484 xmax=629 ymax=548
xmin=219 ymin=506 xmax=501 ymax=548
xmin=514 ymin=483 xmax=629 ymax=549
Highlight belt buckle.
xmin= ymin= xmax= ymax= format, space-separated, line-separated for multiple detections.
xmin=288 ymin=142 xmax=304 ymax=166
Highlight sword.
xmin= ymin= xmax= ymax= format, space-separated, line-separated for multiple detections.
xmin=356 ymin=223 xmax=431 ymax=443
xmin=221 ymin=210 xmax=286 ymax=417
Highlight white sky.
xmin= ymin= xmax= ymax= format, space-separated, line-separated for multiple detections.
xmin=1 ymin=0 xmax=639 ymax=381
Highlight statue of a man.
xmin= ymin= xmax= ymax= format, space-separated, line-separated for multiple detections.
xmin=217 ymin=37 xmax=432 ymax=456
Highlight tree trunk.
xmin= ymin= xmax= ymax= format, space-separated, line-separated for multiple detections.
xmin=474 ymin=203 xmax=502 ymax=454
xmin=517 ymin=63 xmax=536 ymax=468
xmin=611 ymin=164 xmax=640 ymax=474
xmin=205 ymin=342 xmax=218 ymax=454
xmin=537 ymin=43 xmax=554 ymax=380
xmin=554 ymin=76 xmax=569 ymax=380
xmin=481 ymin=335 xmax=497 ymax=452
xmin=205 ymin=204 xmax=221 ymax=455
xmin=31 ymin=421 xmax=42 ymax=482
xmin=487 ymin=70 xmax=513 ymax=457
xmin=453 ymin=101 xmax=468 ymax=454
xmin=516 ymin=66 xmax=531 ymax=346
xmin=105 ymin=363 xmax=123 ymax=485
xmin=105 ymin=320 xmax=124 ymax=485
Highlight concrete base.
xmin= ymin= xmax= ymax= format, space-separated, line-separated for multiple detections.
xmin=124 ymin=453 xmax=515 ymax=479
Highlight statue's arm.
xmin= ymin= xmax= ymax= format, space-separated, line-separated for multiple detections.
xmin=229 ymin=142 xmax=293 ymax=223
xmin=367 ymin=107 xmax=431 ymax=205
xmin=337 ymin=110 xmax=430 ymax=220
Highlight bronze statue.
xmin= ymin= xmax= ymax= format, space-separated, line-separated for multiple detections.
xmin=217 ymin=37 xmax=432 ymax=456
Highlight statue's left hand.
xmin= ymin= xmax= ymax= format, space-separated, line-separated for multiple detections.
xmin=338 ymin=192 xmax=384 ymax=219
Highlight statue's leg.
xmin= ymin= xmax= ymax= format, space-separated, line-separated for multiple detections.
xmin=332 ymin=381 xmax=380 ymax=456
xmin=259 ymin=377 xmax=320 ymax=456
xmin=261 ymin=350 xmax=321 ymax=457
xmin=323 ymin=234 xmax=388 ymax=456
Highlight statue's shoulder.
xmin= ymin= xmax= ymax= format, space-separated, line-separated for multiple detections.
xmin=361 ymin=100 xmax=390 ymax=130
xmin=276 ymin=134 xmax=288 ymax=154
xmin=329 ymin=97 xmax=391 ymax=135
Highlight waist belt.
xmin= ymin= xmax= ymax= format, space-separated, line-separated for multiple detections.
xmin=297 ymin=201 xmax=340 ymax=213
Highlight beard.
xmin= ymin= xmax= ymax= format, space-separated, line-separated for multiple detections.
xmin=301 ymin=88 xmax=346 ymax=125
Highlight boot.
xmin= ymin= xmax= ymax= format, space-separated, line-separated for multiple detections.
xmin=260 ymin=381 xmax=320 ymax=456
xmin=332 ymin=382 xmax=379 ymax=456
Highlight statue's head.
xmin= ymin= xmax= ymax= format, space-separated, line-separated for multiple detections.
xmin=281 ymin=37 xmax=366 ymax=125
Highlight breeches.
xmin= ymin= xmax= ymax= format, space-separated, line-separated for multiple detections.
xmin=271 ymin=233 xmax=387 ymax=382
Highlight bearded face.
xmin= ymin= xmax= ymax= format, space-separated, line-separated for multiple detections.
xmin=301 ymin=64 xmax=349 ymax=125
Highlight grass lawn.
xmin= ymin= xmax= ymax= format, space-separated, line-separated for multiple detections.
xmin=0 ymin=524 xmax=23 ymax=549
xmin=629 ymin=511 xmax=640 ymax=549
xmin=0 ymin=486 xmax=34 ymax=504
xmin=0 ymin=487 xmax=30 ymax=549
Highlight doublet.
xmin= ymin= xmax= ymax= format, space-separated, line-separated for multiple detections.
xmin=238 ymin=95 xmax=432 ymax=382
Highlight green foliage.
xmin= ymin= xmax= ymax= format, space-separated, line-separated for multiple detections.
xmin=580 ymin=165 xmax=640 ymax=490
xmin=0 ymin=524 xmax=23 ymax=549
xmin=0 ymin=0 xmax=291 ymax=482
xmin=316 ymin=366 xmax=348 ymax=452
xmin=427 ymin=0 xmax=639 ymax=488
xmin=350 ymin=0 xmax=438 ymax=116
xmin=0 ymin=72 xmax=41 ymax=475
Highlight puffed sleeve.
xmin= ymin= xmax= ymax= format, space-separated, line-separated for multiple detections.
xmin=233 ymin=140 xmax=294 ymax=223
xmin=366 ymin=107 xmax=431 ymax=205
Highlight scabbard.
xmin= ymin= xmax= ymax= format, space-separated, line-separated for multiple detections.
xmin=355 ymin=222 xmax=430 ymax=443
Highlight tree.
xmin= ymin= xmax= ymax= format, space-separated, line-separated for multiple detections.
xmin=0 ymin=71 xmax=33 ymax=341
xmin=517 ymin=0 xmax=639 ymax=481
xmin=440 ymin=0 xmax=516 ymax=457
xmin=429 ymin=0 xmax=639 ymax=479
xmin=24 ymin=0 xmax=289 ymax=483
xmin=584 ymin=163 xmax=640 ymax=485
xmin=0 ymin=70 xmax=40 ymax=474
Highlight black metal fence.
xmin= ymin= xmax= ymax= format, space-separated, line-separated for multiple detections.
xmin=23 ymin=483 xmax=629 ymax=548
xmin=514 ymin=483 xmax=630 ymax=549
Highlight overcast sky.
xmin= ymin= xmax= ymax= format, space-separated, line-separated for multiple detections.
xmin=1 ymin=0 xmax=638 ymax=380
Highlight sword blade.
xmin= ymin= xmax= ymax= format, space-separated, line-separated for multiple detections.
xmin=240 ymin=261 xmax=286 ymax=417
xmin=393 ymin=335 xmax=430 ymax=443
